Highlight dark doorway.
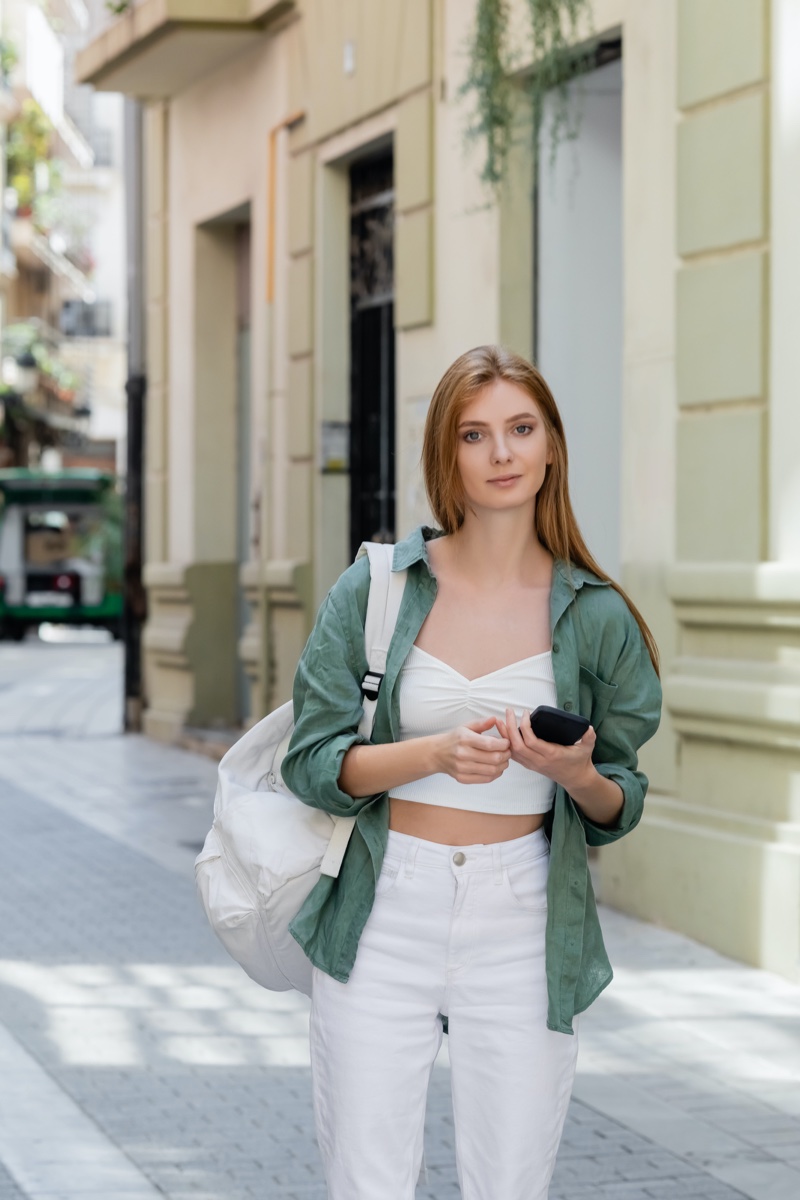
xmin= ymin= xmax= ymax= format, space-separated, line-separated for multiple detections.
xmin=349 ymin=152 xmax=396 ymax=561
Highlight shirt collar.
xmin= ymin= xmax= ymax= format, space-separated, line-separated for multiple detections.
xmin=391 ymin=525 xmax=444 ymax=576
xmin=552 ymin=557 xmax=610 ymax=591
xmin=392 ymin=524 xmax=611 ymax=592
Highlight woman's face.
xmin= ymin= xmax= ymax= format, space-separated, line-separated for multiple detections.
xmin=455 ymin=378 xmax=552 ymax=517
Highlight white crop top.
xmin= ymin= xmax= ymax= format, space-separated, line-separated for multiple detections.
xmin=389 ymin=644 xmax=558 ymax=815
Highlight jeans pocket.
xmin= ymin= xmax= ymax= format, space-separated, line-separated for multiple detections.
xmin=374 ymin=855 xmax=402 ymax=899
xmin=503 ymin=857 xmax=549 ymax=913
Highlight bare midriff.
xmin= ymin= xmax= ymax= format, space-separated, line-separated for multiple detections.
xmin=388 ymin=797 xmax=546 ymax=846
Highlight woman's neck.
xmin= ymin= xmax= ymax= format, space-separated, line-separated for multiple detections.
xmin=442 ymin=515 xmax=553 ymax=590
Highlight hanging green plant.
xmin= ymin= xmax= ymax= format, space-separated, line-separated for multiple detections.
xmin=0 ymin=37 xmax=18 ymax=82
xmin=461 ymin=0 xmax=594 ymax=187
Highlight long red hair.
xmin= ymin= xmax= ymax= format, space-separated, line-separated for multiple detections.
xmin=421 ymin=345 xmax=660 ymax=675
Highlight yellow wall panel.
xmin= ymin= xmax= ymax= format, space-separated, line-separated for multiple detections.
xmin=676 ymin=408 xmax=763 ymax=561
xmin=146 ymin=297 xmax=167 ymax=390
xmin=288 ymin=253 xmax=314 ymax=357
xmin=677 ymin=92 xmax=766 ymax=255
xmin=287 ymin=459 xmax=312 ymax=562
xmin=678 ymin=0 xmax=766 ymax=109
xmin=396 ymin=90 xmax=433 ymax=212
xmin=288 ymin=152 xmax=315 ymax=256
xmin=395 ymin=206 xmax=433 ymax=329
xmin=677 ymin=251 xmax=766 ymax=406
xmin=144 ymin=101 xmax=168 ymax=223
xmin=194 ymin=225 xmax=237 ymax=563
xmin=298 ymin=0 xmax=431 ymax=145
xmin=394 ymin=0 xmax=432 ymax=95
xmin=600 ymin=807 xmax=800 ymax=979
xmin=288 ymin=355 xmax=314 ymax=458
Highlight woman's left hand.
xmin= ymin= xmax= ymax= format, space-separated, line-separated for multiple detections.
xmin=496 ymin=708 xmax=597 ymax=794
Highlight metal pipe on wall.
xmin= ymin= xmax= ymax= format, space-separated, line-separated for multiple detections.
xmin=122 ymin=97 xmax=146 ymax=732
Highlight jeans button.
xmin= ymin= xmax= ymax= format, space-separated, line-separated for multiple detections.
xmin=452 ymin=851 xmax=466 ymax=866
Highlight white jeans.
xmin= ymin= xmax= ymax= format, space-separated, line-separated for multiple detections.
xmin=310 ymin=827 xmax=579 ymax=1199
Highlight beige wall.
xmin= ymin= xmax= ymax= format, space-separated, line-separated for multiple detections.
xmin=603 ymin=0 xmax=800 ymax=984
xmin=275 ymin=0 xmax=681 ymax=735
xmin=167 ymin=39 xmax=282 ymax=566
xmin=130 ymin=0 xmax=800 ymax=983
xmin=143 ymin=31 xmax=290 ymax=738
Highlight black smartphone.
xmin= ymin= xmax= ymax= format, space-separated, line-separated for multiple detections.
xmin=528 ymin=705 xmax=590 ymax=745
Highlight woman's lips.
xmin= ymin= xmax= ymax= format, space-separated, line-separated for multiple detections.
xmin=487 ymin=475 xmax=521 ymax=485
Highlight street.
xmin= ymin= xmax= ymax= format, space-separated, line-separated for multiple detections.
xmin=0 ymin=638 xmax=799 ymax=1199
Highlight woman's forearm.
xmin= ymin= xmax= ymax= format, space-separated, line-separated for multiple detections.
xmin=339 ymin=736 xmax=439 ymax=799
xmin=569 ymin=766 xmax=624 ymax=827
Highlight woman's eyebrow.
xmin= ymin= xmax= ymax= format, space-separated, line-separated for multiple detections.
xmin=457 ymin=412 xmax=538 ymax=429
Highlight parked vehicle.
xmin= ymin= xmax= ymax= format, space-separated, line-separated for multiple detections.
xmin=0 ymin=469 xmax=123 ymax=640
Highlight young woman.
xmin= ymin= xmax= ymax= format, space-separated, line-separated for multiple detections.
xmin=282 ymin=345 xmax=662 ymax=1200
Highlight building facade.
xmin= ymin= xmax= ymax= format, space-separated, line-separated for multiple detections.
xmin=0 ymin=0 xmax=127 ymax=471
xmin=78 ymin=0 xmax=800 ymax=985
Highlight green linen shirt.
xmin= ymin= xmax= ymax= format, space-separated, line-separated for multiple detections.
xmin=283 ymin=525 xmax=662 ymax=1034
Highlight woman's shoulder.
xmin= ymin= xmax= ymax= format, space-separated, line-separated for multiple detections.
xmin=326 ymin=526 xmax=433 ymax=619
xmin=574 ymin=574 xmax=631 ymax=619
xmin=568 ymin=569 xmax=648 ymax=656
xmin=326 ymin=554 xmax=371 ymax=624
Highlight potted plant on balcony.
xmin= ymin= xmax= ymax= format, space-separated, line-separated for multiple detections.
xmin=6 ymin=100 xmax=53 ymax=219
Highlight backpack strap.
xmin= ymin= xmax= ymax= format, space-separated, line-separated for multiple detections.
xmin=320 ymin=542 xmax=406 ymax=879
xmin=356 ymin=542 xmax=405 ymax=738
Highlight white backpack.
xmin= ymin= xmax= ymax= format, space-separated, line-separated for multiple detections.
xmin=194 ymin=542 xmax=405 ymax=996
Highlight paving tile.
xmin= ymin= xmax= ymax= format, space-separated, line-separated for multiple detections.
xmin=0 ymin=641 xmax=799 ymax=1199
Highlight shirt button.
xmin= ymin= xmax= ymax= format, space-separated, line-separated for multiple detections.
xmin=552 ymin=642 xmax=560 ymax=653
xmin=564 ymin=701 xmax=573 ymax=711
xmin=452 ymin=851 xmax=466 ymax=866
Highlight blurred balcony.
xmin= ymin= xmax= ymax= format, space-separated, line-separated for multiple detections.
xmin=6 ymin=0 xmax=95 ymax=170
xmin=0 ymin=83 xmax=18 ymax=124
xmin=60 ymin=299 xmax=113 ymax=339
xmin=10 ymin=218 xmax=95 ymax=303
xmin=75 ymin=0 xmax=294 ymax=98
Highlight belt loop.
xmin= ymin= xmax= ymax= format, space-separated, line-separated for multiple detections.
xmin=492 ymin=843 xmax=503 ymax=885
xmin=405 ymin=838 xmax=420 ymax=879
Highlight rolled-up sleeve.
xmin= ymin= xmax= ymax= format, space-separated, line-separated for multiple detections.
xmin=281 ymin=589 xmax=379 ymax=817
xmin=580 ymin=612 xmax=662 ymax=847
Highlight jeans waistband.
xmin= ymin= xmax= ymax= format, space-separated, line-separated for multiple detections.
xmin=385 ymin=826 xmax=549 ymax=874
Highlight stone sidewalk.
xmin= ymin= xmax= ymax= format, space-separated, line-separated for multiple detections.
xmin=0 ymin=640 xmax=799 ymax=1199
xmin=0 ymin=632 xmax=123 ymax=737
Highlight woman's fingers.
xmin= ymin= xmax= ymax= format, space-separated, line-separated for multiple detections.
xmin=455 ymin=763 xmax=506 ymax=782
xmin=439 ymin=723 xmax=513 ymax=784
xmin=505 ymin=707 xmax=529 ymax=749
xmin=517 ymin=709 xmax=542 ymax=750
xmin=466 ymin=730 xmax=510 ymax=753
xmin=466 ymin=714 xmax=499 ymax=734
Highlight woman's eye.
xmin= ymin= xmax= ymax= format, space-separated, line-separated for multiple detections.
xmin=515 ymin=424 xmax=533 ymax=435
xmin=463 ymin=430 xmax=481 ymax=442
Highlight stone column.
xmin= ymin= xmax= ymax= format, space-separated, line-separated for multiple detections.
xmin=612 ymin=0 xmax=800 ymax=982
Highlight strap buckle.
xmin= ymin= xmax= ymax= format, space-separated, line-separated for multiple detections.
xmin=361 ymin=671 xmax=384 ymax=702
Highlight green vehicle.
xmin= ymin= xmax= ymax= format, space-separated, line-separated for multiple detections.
xmin=0 ymin=469 xmax=123 ymax=640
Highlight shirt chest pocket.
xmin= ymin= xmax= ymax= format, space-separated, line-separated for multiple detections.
xmin=578 ymin=666 xmax=618 ymax=727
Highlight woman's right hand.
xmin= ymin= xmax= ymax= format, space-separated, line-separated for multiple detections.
xmin=431 ymin=716 xmax=511 ymax=784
